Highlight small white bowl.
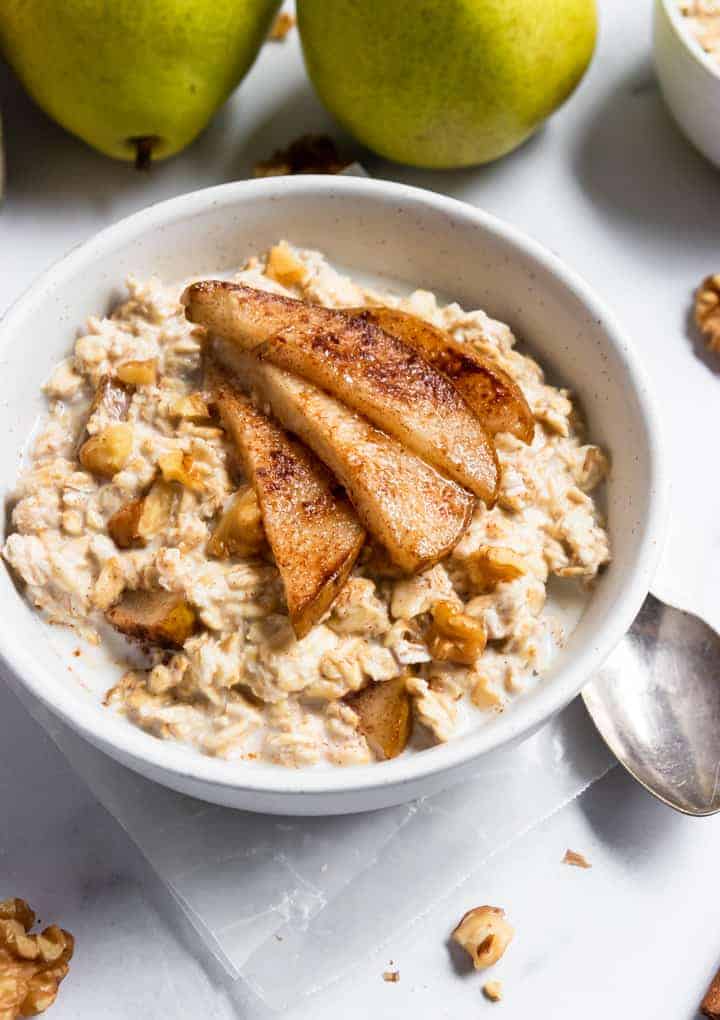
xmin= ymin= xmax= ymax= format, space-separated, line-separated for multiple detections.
xmin=0 ymin=176 xmax=667 ymax=815
xmin=654 ymin=0 xmax=720 ymax=168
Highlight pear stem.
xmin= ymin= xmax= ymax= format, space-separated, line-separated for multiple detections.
xmin=132 ymin=136 xmax=156 ymax=171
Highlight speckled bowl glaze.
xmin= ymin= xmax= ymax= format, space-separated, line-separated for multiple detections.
xmin=655 ymin=0 xmax=720 ymax=168
xmin=0 ymin=176 xmax=666 ymax=815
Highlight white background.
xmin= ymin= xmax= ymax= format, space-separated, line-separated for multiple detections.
xmin=2 ymin=1 xmax=720 ymax=1016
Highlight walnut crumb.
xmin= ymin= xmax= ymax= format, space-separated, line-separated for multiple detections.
xmin=268 ymin=11 xmax=295 ymax=41
xmin=483 ymin=980 xmax=503 ymax=1002
xmin=382 ymin=970 xmax=400 ymax=983
xmin=562 ymin=848 xmax=591 ymax=869
xmin=452 ymin=906 xmax=514 ymax=970
xmin=695 ymin=274 xmax=720 ymax=352
xmin=0 ymin=899 xmax=74 ymax=1019
xmin=253 ymin=135 xmax=351 ymax=179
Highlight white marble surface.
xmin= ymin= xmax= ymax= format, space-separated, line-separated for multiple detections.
xmin=2 ymin=0 xmax=720 ymax=1016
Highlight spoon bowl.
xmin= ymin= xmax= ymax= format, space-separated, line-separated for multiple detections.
xmin=583 ymin=594 xmax=720 ymax=816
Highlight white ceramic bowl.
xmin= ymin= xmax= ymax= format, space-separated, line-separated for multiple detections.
xmin=654 ymin=0 xmax=720 ymax=168
xmin=0 ymin=176 xmax=666 ymax=815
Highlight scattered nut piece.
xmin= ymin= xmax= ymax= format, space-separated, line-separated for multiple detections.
xmin=701 ymin=963 xmax=720 ymax=1018
xmin=253 ymin=134 xmax=351 ymax=178
xmin=562 ymin=849 xmax=591 ymax=869
xmin=695 ymin=274 xmax=720 ymax=352
xmin=265 ymin=241 xmax=310 ymax=288
xmin=382 ymin=970 xmax=400 ymax=983
xmin=79 ymin=423 xmax=133 ymax=478
xmin=268 ymin=10 xmax=295 ymax=40
xmin=0 ymin=898 xmax=74 ymax=1019
xmin=452 ymin=906 xmax=514 ymax=970
xmin=169 ymin=393 xmax=212 ymax=423
xmin=465 ymin=546 xmax=526 ymax=592
xmin=115 ymin=359 xmax=157 ymax=386
xmin=158 ymin=450 xmax=205 ymax=492
xmin=207 ymin=486 xmax=266 ymax=559
xmin=482 ymin=980 xmax=503 ymax=1003
xmin=426 ymin=601 xmax=486 ymax=666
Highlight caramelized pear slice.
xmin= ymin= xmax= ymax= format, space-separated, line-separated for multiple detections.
xmin=212 ymin=341 xmax=474 ymax=574
xmin=209 ymin=362 xmax=366 ymax=639
xmin=350 ymin=306 xmax=534 ymax=443
xmin=106 ymin=589 xmax=197 ymax=648
xmin=183 ymin=282 xmax=498 ymax=504
xmin=345 ymin=675 xmax=412 ymax=760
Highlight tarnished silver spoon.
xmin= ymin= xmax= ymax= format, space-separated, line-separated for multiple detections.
xmin=583 ymin=594 xmax=720 ymax=816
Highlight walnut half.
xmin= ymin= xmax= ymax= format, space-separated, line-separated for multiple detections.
xmin=695 ymin=274 xmax=720 ymax=353
xmin=452 ymin=905 xmax=514 ymax=970
xmin=0 ymin=898 xmax=74 ymax=1019
xmin=425 ymin=601 xmax=486 ymax=666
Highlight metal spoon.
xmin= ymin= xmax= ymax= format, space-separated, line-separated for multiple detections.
xmin=583 ymin=594 xmax=720 ymax=816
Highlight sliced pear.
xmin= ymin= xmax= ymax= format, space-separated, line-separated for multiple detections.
xmin=209 ymin=362 xmax=366 ymax=638
xmin=183 ymin=282 xmax=499 ymax=504
xmin=345 ymin=675 xmax=412 ymax=760
xmin=212 ymin=340 xmax=474 ymax=574
xmin=106 ymin=589 xmax=197 ymax=648
xmin=350 ymin=306 xmax=534 ymax=443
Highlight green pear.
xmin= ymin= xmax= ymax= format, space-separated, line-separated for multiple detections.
xmin=0 ymin=0 xmax=280 ymax=166
xmin=298 ymin=0 xmax=596 ymax=169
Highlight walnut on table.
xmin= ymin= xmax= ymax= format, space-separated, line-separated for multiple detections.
xmin=0 ymin=899 xmax=74 ymax=1020
xmin=267 ymin=11 xmax=295 ymax=41
xmin=253 ymin=135 xmax=351 ymax=179
xmin=482 ymin=979 xmax=503 ymax=1002
xmin=562 ymin=848 xmax=591 ymax=869
xmin=695 ymin=274 xmax=720 ymax=353
xmin=452 ymin=905 xmax=514 ymax=970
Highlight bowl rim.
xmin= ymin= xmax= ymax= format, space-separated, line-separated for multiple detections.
xmin=0 ymin=174 xmax=668 ymax=799
xmin=658 ymin=0 xmax=720 ymax=83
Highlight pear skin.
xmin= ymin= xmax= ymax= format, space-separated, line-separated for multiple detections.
xmin=0 ymin=0 xmax=281 ymax=164
xmin=298 ymin=0 xmax=596 ymax=169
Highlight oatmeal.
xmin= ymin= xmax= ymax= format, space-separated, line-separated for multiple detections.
xmin=2 ymin=244 xmax=610 ymax=769
xmin=680 ymin=1 xmax=720 ymax=63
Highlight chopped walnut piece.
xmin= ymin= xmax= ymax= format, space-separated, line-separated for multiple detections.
xmin=465 ymin=546 xmax=526 ymax=592
xmin=253 ymin=134 xmax=351 ymax=178
xmin=207 ymin=486 xmax=266 ymax=559
xmin=158 ymin=450 xmax=205 ymax=492
xmin=452 ymin=906 xmax=514 ymax=970
xmin=0 ymin=899 xmax=73 ymax=1020
xmin=115 ymin=359 xmax=157 ymax=386
xmin=382 ymin=970 xmax=400 ymax=983
xmin=562 ymin=848 xmax=591 ymax=869
xmin=695 ymin=274 xmax=720 ymax=352
xmin=425 ymin=600 xmax=486 ymax=666
xmin=79 ymin=423 xmax=133 ymax=478
xmin=482 ymin=980 xmax=503 ymax=1003
xmin=268 ymin=10 xmax=295 ymax=40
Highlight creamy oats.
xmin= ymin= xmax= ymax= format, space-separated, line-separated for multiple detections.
xmin=2 ymin=243 xmax=610 ymax=769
